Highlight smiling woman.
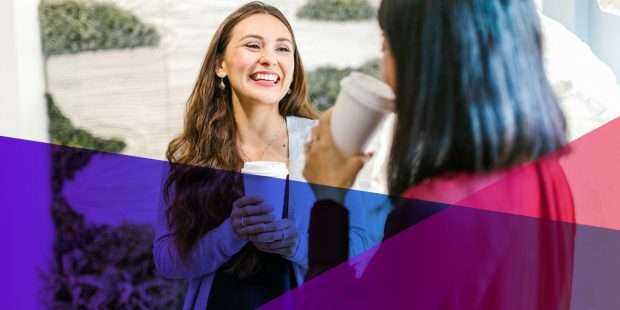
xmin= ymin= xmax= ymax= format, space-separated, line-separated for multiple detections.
xmin=215 ymin=14 xmax=298 ymax=117
xmin=152 ymin=2 xmax=321 ymax=310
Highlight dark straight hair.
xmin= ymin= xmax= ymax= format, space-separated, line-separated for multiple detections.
xmin=378 ymin=0 xmax=567 ymax=197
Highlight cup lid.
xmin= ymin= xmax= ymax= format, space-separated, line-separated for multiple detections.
xmin=241 ymin=161 xmax=288 ymax=176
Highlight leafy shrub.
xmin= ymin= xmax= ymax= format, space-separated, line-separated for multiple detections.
xmin=45 ymin=131 xmax=185 ymax=309
xmin=40 ymin=3 xmax=175 ymax=307
xmin=45 ymin=220 xmax=186 ymax=309
xmin=47 ymin=93 xmax=126 ymax=153
xmin=40 ymin=0 xmax=160 ymax=56
xmin=307 ymin=58 xmax=383 ymax=111
xmin=297 ymin=0 xmax=376 ymax=21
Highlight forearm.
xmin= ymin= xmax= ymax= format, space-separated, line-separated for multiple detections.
xmin=153 ymin=218 xmax=247 ymax=279
xmin=306 ymin=199 xmax=350 ymax=280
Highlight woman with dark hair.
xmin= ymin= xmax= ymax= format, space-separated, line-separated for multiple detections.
xmin=152 ymin=2 xmax=373 ymax=309
xmin=302 ymin=0 xmax=575 ymax=308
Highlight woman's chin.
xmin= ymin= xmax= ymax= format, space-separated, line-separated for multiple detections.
xmin=247 ymin=93 xmax=286 ymax=106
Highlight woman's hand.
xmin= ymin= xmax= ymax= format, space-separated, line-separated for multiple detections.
xmin=303 ymin=110 xmax=371 ymax=201
xmin=230 ymin=196 xmax=275 ymax=240
xmin=251 ymin=219 xmax=299 ymax=258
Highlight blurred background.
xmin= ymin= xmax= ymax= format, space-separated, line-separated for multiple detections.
xmin=1 ymin=0 xmax=619 ymax=308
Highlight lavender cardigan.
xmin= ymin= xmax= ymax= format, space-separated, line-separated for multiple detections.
xmin=153 ymin=116 xmax=379 ymax=309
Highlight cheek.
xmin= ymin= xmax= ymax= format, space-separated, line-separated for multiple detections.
xmin=227 ymin=51 xmax=255 ymax=75
xmin=383 ymin=54 xmax=397 ymax=91
xmin=282 ymin=55 xmax=295 ymax=73
xmin=281 ymin=57 xmax=295 ymax=83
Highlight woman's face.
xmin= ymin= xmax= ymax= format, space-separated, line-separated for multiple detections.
xmin=216 ymin=14 xmax=295 ymax=106
xmin=382 ymin=36 xmax=397 ymax=92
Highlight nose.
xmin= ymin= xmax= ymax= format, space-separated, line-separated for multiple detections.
xmin=258 ymin=50 xmax=278 ymax=67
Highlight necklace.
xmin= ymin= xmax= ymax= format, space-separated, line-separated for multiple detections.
xmin=239 ymin=117 xmax=288 ymax=162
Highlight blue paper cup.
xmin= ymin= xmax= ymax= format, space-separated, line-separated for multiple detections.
xmin=242 ymin=162 xmax=288 ymax=218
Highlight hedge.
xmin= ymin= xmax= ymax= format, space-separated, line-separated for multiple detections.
xmin=47 ymin=93 xmax=126 ymax=152
xmin=297 ymin=0 xmax=376 ymax=21
xmin=44 ymin=219 xmax=186 ymax=309
xmin=40 ymin=0 xmax=160 ymax=56
xmin=307 ymin=58 xmax=382 ymax=111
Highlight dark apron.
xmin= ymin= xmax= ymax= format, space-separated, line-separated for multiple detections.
xmin=207 ymin=176 xmax=296 ymax=309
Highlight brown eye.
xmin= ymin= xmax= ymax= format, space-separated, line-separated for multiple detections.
xmin=245 ymin=43 xmax=260 ymax=49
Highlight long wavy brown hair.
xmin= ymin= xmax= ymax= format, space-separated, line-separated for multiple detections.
xmin=164 ymin=1 xmax=317 ymax=276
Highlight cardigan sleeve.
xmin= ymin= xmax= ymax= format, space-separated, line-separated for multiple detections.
xmin=152 ymin=170 xmax=247 ymax=280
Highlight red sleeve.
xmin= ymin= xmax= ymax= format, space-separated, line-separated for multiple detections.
xmin=401 ymin=155 xmax=575 ymax=223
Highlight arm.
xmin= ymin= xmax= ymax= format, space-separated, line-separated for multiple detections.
xmin=346 ymin=191 xmax=392 ymax=258
xmin=152 ymin=197 xmax=247 ymax=279
xmin=277 ymin=185 xmax=327 ymax=270
xmin=306 ymin=199 xmax=350 ymax=280
xmin=302 ymin=110 xmax=377 ymax=277
xmin=303 ymin=192 xmax=390 ymax=280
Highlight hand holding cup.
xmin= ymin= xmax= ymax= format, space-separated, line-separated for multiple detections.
xmin=303 ymin=110 xmax=372 ymax=202
xmin=303 ymin=110 xmax=372 ymax=187
xmin=230 ymin=196 xmax=275 ymax=240
xmin=252 ymin=218 xmax=300 ymax=258
xmin=330 ymin=72 xmax=395 ymax=156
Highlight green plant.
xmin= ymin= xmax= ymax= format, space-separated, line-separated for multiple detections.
xmin=307 ymin=58 xmax=383 ymax=111
xmin=45 ymin=220 xmax=186 ymax=309
xmin=47 ymin=93 xmax=126 ymax=152
xmin=39 ymin=0 xmax=160 ymax=56
xmin=297 ymin=0 xmax=376 ymax=21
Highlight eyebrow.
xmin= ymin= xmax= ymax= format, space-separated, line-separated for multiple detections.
xmin=240 ymin=34 xmax=292 ymax=43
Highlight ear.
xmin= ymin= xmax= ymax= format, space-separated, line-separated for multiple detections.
xmin=215 ymin=58 xmax=227 ymax=78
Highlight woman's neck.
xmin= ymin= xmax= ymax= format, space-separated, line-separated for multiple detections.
xmin=232 ymin=95 xmax=288 ymax=163
xmin=233 ymin=98 xmax=283 ymax=141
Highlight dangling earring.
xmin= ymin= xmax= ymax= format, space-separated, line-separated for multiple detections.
xmin=218 ymin=78 xmax=226 ymax=91
xmin=287 ymin=88 xmax=291 ymax=95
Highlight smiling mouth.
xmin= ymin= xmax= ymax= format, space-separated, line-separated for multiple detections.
xmin=250 ymin=72 xmax=281 ymax=85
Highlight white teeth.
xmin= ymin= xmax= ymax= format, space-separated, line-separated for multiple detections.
xmin=253 ymin=73 xmax=278 ymax=82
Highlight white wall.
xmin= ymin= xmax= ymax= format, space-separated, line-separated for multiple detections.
xmin=543 ymin=0 xmax=620 ymax=78
xmin=543 ymin=0 xmax=580 ymax=33
xmin=542 ymin=0 xmax=591 ymax=40
xmin=0 ymin=0 xmax=21 ymax=137
xmin=0 ymin=0 xmax=48 ymax=142
xmin=590 ymin=3 xmax=620 ymax=78
xmin=0 ymin=0 xmax=52 ymax=309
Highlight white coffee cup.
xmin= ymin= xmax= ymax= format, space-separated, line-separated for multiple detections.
xmin=330 ymin=72 xmax=395 ymax=155
xmin=241 ymin=161 xmax=289 ymax=218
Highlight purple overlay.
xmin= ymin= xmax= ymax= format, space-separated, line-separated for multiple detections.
xmin=1 ymin=117 xmax=620 ymax=308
